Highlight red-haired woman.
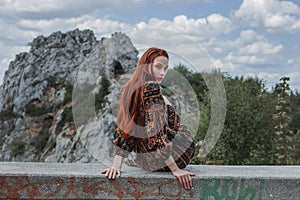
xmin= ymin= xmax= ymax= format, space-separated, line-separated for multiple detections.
xmin=101 ymin=47 xmax=196 ymax=190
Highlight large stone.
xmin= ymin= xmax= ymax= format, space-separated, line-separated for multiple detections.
xmin=0 ymin=29 xmax=138 ymax=163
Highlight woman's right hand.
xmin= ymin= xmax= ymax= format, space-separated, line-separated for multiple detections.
xmin=172 ymin=168 xmax=196 ymax=190
xmin=101 ymin=167 xmax=121 ymax=179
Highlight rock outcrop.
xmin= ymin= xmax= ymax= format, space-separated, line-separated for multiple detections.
xmin=0 ymin=29 xmax=138 ymax=163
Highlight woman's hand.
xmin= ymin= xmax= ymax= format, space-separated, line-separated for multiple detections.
xmin=101 ymin=167 xmax=121 ymax=179
xmin=101 ymin=155 xmax=123 ymax=179
xmin=164 ymin=155 xmax=196 ymax=190
xmin=172 ymin=168 xmax=196 ymax=190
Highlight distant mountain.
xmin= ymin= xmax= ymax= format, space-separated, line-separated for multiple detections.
xmin=0 ymin=29 xmax=138 ymax=163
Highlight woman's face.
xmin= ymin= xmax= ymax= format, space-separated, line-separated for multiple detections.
xmin=151 ymin=56 xmax=169 ymax=84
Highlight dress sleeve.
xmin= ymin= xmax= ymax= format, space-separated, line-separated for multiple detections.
xmin=113 ymin=127 xmax=134 ymax=158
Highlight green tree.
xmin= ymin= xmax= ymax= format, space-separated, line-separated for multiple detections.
xmin=163 ymin=64 xmax=300 ymax=165
xmin=273 ymin=77 xmax=295 ymax=164
xmin=290 ymin=90 xmax=300 ymax=133
xmin=202 ymin=76 xmax=276 ymax=165
xmin=290 ymin=91 xmax=300 ymax=164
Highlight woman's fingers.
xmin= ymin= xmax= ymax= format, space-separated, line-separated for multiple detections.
xmin=178 ymin=173 xmax=194 ymax=190
xmin=112 ymin=169 xmax=117 ymax=179
xmin=176 ymin=175 xmax=184 ymax=188
xmin=182 ymin=176 xmax=189 ymax=190
xmin=187 ymin=175 xmax=192 ymax=189
xmin=189 ymin=172 xmax=196 ymax=176
xmin=102 ymin=168 xmax=121 ymax=179
xmin=102 ymin=169 xmax=109 ymax=177
xmin=177 ymin=175 xmax=188 ymax=190
xmin=183 ymin=175 xmax=190 ymax=190
xmin=108 ymin=169 xmax=113 ymax=179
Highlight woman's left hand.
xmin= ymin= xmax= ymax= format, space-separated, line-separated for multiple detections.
xmin=101 ymin=167 xmax=121 ymax=179
xmin=171 ymin=169 xmax=196 ymax=190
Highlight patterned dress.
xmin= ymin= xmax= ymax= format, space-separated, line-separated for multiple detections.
xmin=114 ymin=82 xmax=195 ymax=172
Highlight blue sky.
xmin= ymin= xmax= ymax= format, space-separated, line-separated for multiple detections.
xmin=0 ymin=0 xmax=300 ymax=91
xmin=109 ymin=0 xmax=243 ymax=22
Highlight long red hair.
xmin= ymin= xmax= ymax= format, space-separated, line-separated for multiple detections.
xmin=117 ymin=47 xmax=169 ymax=139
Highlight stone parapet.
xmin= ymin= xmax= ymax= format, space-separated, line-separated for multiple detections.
xmin=0 ymin=162 xmax=299 ymax=199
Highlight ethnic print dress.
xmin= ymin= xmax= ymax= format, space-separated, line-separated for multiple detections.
xmin=113 ymin=82 xmax=195 ymax=172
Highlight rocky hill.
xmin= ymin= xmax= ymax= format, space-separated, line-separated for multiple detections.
xmin=0 ymin=29 xmax=138 ymax=164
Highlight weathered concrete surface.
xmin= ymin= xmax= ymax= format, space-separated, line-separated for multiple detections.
xmin=0 ymin=162 xmax=300 ymax=199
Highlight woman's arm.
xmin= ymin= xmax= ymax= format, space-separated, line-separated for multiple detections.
xmin=101 ymin=155 xmax=124 ymax=179
xmin=164 ymin=155 xmax=196 ymax=190
xmin=102 ymin=126 xmax=134 ymax=179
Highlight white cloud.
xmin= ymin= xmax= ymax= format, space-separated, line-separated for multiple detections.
xmin=287 ymin=71 xmax=300 ymax=80
xmin=237 ymin=41 xmax=283 ymax=55
xmin=244 ymin=71 xmax=300 ymax=91
xmin=226 ymin=53 xmax=265 ymax=65
xmin=284 ymin=58 xmax=300 ymax=91
xmin=2 ymin=0 xmax=145 ymax=12
xmin=0 ymin=0 xmax=299 ymax=91
xmin=202 ymin=29 xmax=263 ymax=54
xmin=264 ymin=14 xmax=292 ymax=28
xmin=287 ymin=58 xmax=300 ymax=65
xmin=234 ymin=0 xmax=300 ymax=33
xmin=19 ymin=15 xmax=132 ymax=38
xmin=286 ymin=71 xmax=300 ymax=91
xmin=0 ymin=19 xmax=38 ymax=45
xmin=256 ymin=72 xmax=280 ymax=81
xmin=2 ymin=0 xmax=64 ymax=12
xmin=0 ymin=15 xmax=132 ymax=61
xmin=257 ymin=67 xmax=300 ymax=91
xmin=238 ymin=29 xmax=260 ymax=43
xmin=137 ymin=14 xmax=232 ymax=42
xmin=0 ymin=0 xmax=145 ymax=19
xmin=244 ymin=72 xmax=280 ymax=89
xmin=204 ymin=28 xmax=285 ymax=69
xmin=156 ymin=0 xmax=213 ymax=4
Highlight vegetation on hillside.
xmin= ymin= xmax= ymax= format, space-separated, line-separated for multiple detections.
xmin=168 ymin=65 xmax=300 ymax=165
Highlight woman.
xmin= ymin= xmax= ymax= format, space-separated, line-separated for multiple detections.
xmin=101 ymin=47 xmax=196 ymax=190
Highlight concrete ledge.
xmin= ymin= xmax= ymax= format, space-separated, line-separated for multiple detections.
xmin=0 ymin=162 xmax=300 ymax=199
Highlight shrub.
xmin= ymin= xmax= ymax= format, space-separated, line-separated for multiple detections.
xmin=0 ymin=96 xmax=18 ymax=120
xmin=62 ymin=81 xmax=73 ymax=105
xmin=95 ymin=74 xmax=111 ymax=110
xmin=11 ymin=138 xmax=26 ymax=157
xmin=31 ymin=117 xmax=52 ymax=155
xmin=0 ymin=105 xmax=17 ymax=120
xmin=25 ymin=100 xmax=53 ymax=116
